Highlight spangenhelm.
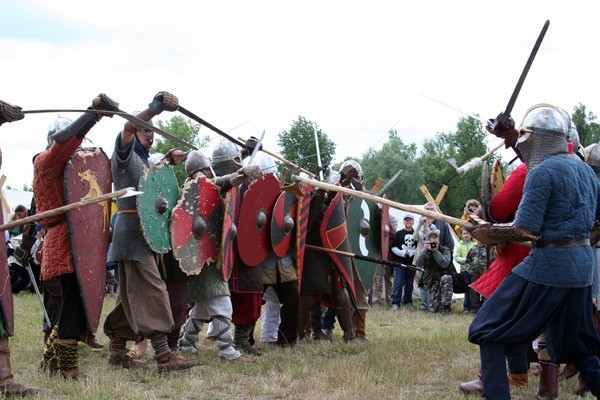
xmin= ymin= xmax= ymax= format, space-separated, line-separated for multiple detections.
xmin=516 ymin=104 xmax=569 ymax=168
xmin=339 ymin=159 xmax=364 ymax=190
xmin=47 ymin=117 xmax=72 ymax=147
xmin=585 ymin=143 xmax=600 ymax=171
xmin=211 ymin=140 xmax=243 ymax=176
xmin=186 ymin=150 xmax=212 ymax=177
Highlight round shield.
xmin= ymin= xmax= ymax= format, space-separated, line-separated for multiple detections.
xmin=271 ymin=191 xmax=298 ymax=258
xmin=380 ymin=194 xmax=390 ymax=260
xmin=347 ymin=197 xmax=381 ymax=290
xmin=64 ymin=148 xmax=112 ymax=332
xmin=137 ymin=164 xmax=180 ymax=254
xmin=237 ymin=174 xmax=281 ymax=267
xmin=171 ymin=176 xmax=223 ymax=275
xmin=219 ymin=188 xmax=239 ymax=281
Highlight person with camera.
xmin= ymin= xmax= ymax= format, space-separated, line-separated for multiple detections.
xmin=415 ymin=230 xmax=454 ymax=314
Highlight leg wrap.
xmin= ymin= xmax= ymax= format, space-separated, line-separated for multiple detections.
xmin=56 ymin=339 xmax=78 ymax=371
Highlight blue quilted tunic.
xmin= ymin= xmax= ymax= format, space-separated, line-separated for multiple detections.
xmin=513 ymin=155 xmax=600 ymax=287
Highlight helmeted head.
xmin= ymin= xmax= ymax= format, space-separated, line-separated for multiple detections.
xmin=132 ymin=113 xmax=154 ymax=154
xmin=148 ymin=153 xmax=164 ymax=169
xmin=585 ymin=143 xmax=600 ymax=176
xmin=516 ymin=104 xmax=569 ymax=169
xmin=186 ymin=150 xmax=213 ymax=178
xmin=211 ymin=140 xmax=243 ymax=176
xmin=339 ymin=159 xmax=364 ymax=191
xmin=47 ymin=117 xmax=72 ymax=147
xmin=253 ymin=153 xmax=277 ymax=176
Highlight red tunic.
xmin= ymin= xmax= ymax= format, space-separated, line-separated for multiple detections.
xmin=33 ymin=137 xmax=82 ymax=280
xmin=471 ymin=163 xmax=530 ymax=298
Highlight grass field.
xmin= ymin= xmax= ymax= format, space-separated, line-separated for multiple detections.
xmin=5 ymin=293 xmax=588 ymax=399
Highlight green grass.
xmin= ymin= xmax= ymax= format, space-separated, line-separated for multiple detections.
xmin=6 ymin=294 xmax=588 ymax=399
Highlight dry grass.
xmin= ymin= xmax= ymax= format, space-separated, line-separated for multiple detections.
xmin=6 ymin=294 xmax=588 ymax=399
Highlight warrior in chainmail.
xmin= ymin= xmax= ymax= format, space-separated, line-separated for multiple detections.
xmin=468 ymin=104 xmax=600 ymax=399
xmin=103 ymin=92 xmax=196 ymax=373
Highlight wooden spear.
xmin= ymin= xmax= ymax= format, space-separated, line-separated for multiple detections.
xmin=305 ymin=244 xmax=423 ymax=271
xmin=238 ymin=136 xmax=315 ymax=178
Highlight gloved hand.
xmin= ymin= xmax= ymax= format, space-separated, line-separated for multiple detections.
xmin=245 ymin=136 xmax=262 ymax=154
xmin=91 ymin=93 xmax=120 ymax=116
xmin=165 ymin=148 xmax=186 ymax=165
xmin=148 ymin=91 xmax=179 ymax=114
xmin=229 ymin=165 xmax=264 ymax=187
xmin=0 ymin=100 xmax=24 ymax=126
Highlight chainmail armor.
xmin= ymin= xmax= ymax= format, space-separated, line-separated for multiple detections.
xmin=517 ymin=133 xmax=568 ymax=170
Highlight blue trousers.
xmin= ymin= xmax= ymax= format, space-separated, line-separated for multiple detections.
xmin=391 ymin=267 xmax=416 ymax=306
xmin=469 ymin=273 xmax=600 ymax=399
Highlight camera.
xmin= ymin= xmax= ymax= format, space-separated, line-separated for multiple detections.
xmin=429 ymin=242 xmax=438 ymax=249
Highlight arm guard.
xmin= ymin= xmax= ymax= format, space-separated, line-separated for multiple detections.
xmin=470 ymin=222 xmax=539 ymax=245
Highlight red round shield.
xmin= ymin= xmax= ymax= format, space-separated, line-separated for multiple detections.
xmin=237 ymin=174 xmax=281 ymax=267
xmin=271 ymin=191 xmax=298 ymax=258
xmin=64 ymin=148 xmax=112 ymax=332
xmin=219 ymin=188 xmax=239 ymax=281
xmin=171 ymin=176 xmax=223 ymax=275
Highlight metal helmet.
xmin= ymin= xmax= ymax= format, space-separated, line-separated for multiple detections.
xmin=185 ymin=150 xmax=212 ymax=177
xmin=148 ymin=153 xmax=164 ymax=169
xmin=211 ymin=140 xmax=243 ymax=176
xmin=339 ymin=159 xmax=364 ymax=190
xmin=252 ymin=153 xmax=277 ymax=176
xmin=585 ymin=143 xmax=600 ymax=170
xmin=47 ymin=117 xmax=72 ymax=146
xmin=557 ymin=106 xmax=581 ymax=153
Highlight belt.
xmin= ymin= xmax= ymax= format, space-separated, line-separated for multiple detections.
xmin=533 ymin=238 xmax=590 ymax=248
xmin=117 ymin=209 xmax=137 ymax=215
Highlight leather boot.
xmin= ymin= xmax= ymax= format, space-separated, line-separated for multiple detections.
xmin=156 ymin=351 xmax=196 ymax=373
xmin=458 ymin=373 xmax=483 ymax=394
xmin=80 ymin=332 xmax=104 ymax=351
xmin=559 ymin=363 xmax=578 ymax=380
xmin=108 ymin=350 xmax=149 ymax=369
xmin=0 ymin=337 xmax=39 ymax=396
xmin=574 ymin=374 xmax=590 ymax=396
xmin=354 ymin=310 xmax=369 ymax=341
xmin=508 ymin=372 xmax=528 ymax=387
xmin=536 ymin=362 xmax=559 ymax=400
xmin=56 ymin=339 xmax=84 ymax=380
xmin=234 ymin=326 xmax=263 ymax=356
xmin=40 ymin=329 xmax=59 ymax=374
xmin=335 ymin=288 xmax=356 ymax=342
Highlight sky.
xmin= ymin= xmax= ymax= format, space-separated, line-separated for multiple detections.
xmin=1 ymin=0 xmax=599 ymax=190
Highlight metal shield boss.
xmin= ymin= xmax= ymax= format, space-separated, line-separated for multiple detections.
xmin=237 ymin=174 xmax=281 ymax=267
xmin=347 ymin=197 xmax=381 ymax=291
xmin=219 ymin=187 xmax=239 ymax=281
xmin=0 ymin=206 xmax=14 ymax=336
xmin=320 ymin=192 xmax=355 ymax=300
xmin=171 ymin=176 xmax=223 ymax=275
xmin=64 ymin=148 xmax=112 ymax=332
xmin=380 ymin=194 xmax=390 ymax=260
xmin=295 ymin=184 xmax=312 ymax=290
xmin=271 ymin=191 xmax=298 ymax=258
xmin=137 ymin=164 xmax=180 ymax=254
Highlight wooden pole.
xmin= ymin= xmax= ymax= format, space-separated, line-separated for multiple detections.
xmin=305 ymin=244 xmax=423 ymax=271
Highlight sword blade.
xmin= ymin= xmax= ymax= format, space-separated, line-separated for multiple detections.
xmin=247 ymin=130 xmax=265 ymax=165
xmin=24 ymin=262 xmax=51 ymax=327
xmin=375 ymin=169 xmax=403 ymax=196
xmin=178 ymin=105 xmax=245 ymax=147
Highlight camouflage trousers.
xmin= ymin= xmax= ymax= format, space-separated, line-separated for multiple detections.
xmin=428 ymin=275 xmax=453 ymax=313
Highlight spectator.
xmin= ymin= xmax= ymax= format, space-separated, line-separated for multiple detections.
xmin=390 ymin=215 xmax=416 ymax=310
xmin=455 ymin=230 xmax=476 ymax=312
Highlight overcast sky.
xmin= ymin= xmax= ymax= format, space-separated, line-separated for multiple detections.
xmin=1 ymin=0 xmax=599 ymax=190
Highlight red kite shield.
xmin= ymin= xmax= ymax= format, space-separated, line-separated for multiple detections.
xmin=347 ymin=197 xmax=381 ymax=291
xmin=271 ymin=191 xmax=298 ymax=258
xmin=237 ymin=174 xmax=281 ymax=267
xmin=380 ymin=194 xmax=390 ymax=260
xmin=0 ymin=206 xmax=14 ymax=336
xmin=64 ymin=148 xmax=112 ymax=332
xmin=137 ymin=164 xmax=180 ymax=254
xmin=171 ymin=176 xmax=223 ymax=275
xmin=296 ymin=184 xmax=312 ymax=290
xmin=320 ymin=192 xmax=355 ymax=300
xmin=219 ymin=188 xmax=239 ymax=281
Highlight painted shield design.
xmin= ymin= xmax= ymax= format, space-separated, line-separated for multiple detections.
xmin=295 ymin=184 xmax=312 ymax=291
xmin=380 ymin=194 xmax=390 ymax=261
xmin=271 ymin=191 xmax=298 ymax=258
xmin=320 ymin=192 xmax=355 ymax=300
xmin=171 ymin=176 xmax=223 ymax=275
xmin=219 ymin=188 xmax=239 ymax=281
xmin=347 ymin=197 xmax=381 ymax=290
xmin=64 ymin=148 xmax=112 ymax=332
xmin=137 ymin=164 xmax=180 ymax=254
xmin=491 ymin=159 xmax=505 ymax=198
xmin=237 ymin=174 xmax=281 ymax=267
xmin=0 ymin=207 xmax=14 ymax=336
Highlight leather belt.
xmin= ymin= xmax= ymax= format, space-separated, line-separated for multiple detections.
xmin=117 ymin=209 xmax=137 ymax=215
xmin=533 ymin=238 xmax=590 ymax=248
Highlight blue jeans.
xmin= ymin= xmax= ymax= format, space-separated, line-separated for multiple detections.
xmin=391 ymin=267 xmax=416 ymax=306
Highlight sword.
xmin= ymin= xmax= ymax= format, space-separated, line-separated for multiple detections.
xmin=22 ymin=109 xmax=199 ymax=150
xmin=0 ymin=187 xmax=141 ymax=232
xmin=305 ymin=244 xmax=423 ymax=272
xmin=177 ymin=106 xmax=245 ymax=147
xmin=23 ymin=260 xmax=51 ymax=328
xmin=313 ymin=125 xmax=324 ymax=181
xmin=247 ymin=130 xmax=265 ymax=165
xmin=375 ymin=169 xmax=403 ymax=196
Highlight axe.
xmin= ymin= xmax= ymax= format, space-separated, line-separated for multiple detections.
xmin=22 ymin=109 xmax=199 ymax=150
xmin=447 ymin=140 xmax=505 ymax=175
xmin=288 ymin=175 xmax=474 ymax=229
xmin=238 ymin=136 xmax=316 ymax=178
xmin=306 ymin=244 xmax=423 ymax=272
xmin=0 ymin=187 xmax=141 ymax=232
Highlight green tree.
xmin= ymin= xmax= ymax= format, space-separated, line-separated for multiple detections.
xmin=419 ymin=117 xmax=490 ymax=217
xmin=277 ymin=116 xmax=336 ymax=176
xmin=572 ymin=103 xmax=600 ymax=147
xmin=154 ymin=116 xmax=210 ymax=185
xmin=360 ymin=130 xmax=423 ymax=204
